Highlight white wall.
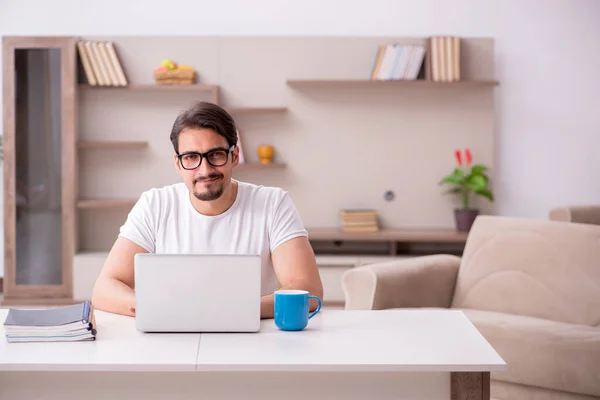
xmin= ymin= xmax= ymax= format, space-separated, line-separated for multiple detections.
xmin=1 ymin=0 xmax=599 ymax=275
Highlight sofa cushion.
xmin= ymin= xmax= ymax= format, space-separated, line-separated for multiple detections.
xmin=451 ymin=216 xmax=600 ymax=326
xmin=461 ymin=308 xmax=600 ymax=397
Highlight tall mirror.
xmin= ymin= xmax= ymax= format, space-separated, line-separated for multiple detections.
xmin=3 ymin=37 xmax=76 ymax=304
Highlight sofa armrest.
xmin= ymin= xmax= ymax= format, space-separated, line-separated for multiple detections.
xmin=341 ymin=254 xmax=461 ymax=310
xmin=549 ymin=205 xmax=600 ymax=225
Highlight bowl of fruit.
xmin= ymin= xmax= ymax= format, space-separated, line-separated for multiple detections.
xmin=153 ymin=59 xmax=196 ymax=85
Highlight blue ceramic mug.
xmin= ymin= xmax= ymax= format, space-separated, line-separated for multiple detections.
xmin=274 ymin=290 xmax=322 ymax=331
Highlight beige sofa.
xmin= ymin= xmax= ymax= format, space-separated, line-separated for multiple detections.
xmin=549 ymin=205 xmax=600 ymax=225
xmin=342 ymin=215 xmax=600 ymax=400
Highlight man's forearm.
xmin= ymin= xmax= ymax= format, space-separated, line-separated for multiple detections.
xmin=260 ymin=279 xmax=323 ymax=319
xmin=91 ymin=278 xmax=136 ymax=317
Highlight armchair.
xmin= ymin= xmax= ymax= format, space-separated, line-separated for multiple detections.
xmin=549 ymin=205 xmax=600 ymax=225
xmin=342 ymin=216 xmax=600 ymax=400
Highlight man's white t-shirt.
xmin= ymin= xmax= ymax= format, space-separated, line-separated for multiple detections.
xmin=118 ymin=180 xmax=308 ymax=295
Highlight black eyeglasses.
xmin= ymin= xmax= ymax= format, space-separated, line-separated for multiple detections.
xmin=177 ymin=145 xmax=235 ymax=170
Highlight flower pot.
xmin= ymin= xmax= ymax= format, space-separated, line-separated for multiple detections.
xmin=454 ymin=208 xmax=479 ymax=232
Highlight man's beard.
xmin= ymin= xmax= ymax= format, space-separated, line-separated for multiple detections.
xmin=193 ymin=173 xmax=224 ymax=201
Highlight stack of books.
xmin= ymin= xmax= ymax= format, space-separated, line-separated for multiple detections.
xmin=371 ymin=44 xmax=426 ymax=81
xmin=339 ymin=209 xmax=379 ymax=232
xmin=429 ymin=36 xmax=461 ymax=82
xmin=77 ymin=40 xmax=128 ymax=87
xmin=3 ymin=301 xmax=97 ymax=343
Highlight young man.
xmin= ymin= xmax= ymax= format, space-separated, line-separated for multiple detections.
xmin=91 ymin=101 xmax=323 ymax=319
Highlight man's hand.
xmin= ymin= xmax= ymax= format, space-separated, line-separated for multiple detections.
xmin=261 ymin=236 xmax=323 ymax=319
xmin=91 ymin=237 xmax=148 ymax=317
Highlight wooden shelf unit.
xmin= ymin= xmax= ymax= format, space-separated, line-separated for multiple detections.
xmin=286 ymin=79 xmax=499 ymax=88
xmin=307 ymin=227 xmax=468 ymax=261
xmin=2 ymin=35 xmax=497 ymax=305
xmin=79 ymin=83 xmax=219 ymax=92
xmin=77 ymin=199 xmax=137 ymax=209
xmin=78 ymin=83 xmax=221 ymax=104
xmin=307 ymin=226 xmax=469 ymax=305
xmin=226 ymin=107 xmax=287 ymax=114
xmin=79 ymin=84 xmax=287 ymax=114
xmin=77 ymin=140 xmax=149 ymax=149
xmin=2 ymin=36 xmax=78 ymax=305
xmin=306 ymin=227 xmax=468 ymax=243
xmin=236 ymin=162 xmax=286 ymax=170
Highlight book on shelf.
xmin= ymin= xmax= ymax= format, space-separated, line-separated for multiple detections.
xmin=429 ymin=36 xmax=461 ymax=82
xmin=339 ymin=209 xmax=380 ymax=232
xmin=370 ymin=43 xmax=426 ymax=81
xmin=370 ymin=37 xmax=461 ymax=83
xmin=3 ymin=301 xmax=97 ymax=343
xmin=77 ymin=40 xmax=128 ymax=87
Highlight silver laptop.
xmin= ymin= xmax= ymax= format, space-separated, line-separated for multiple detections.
xmin=134 ymin=253 xmax=261 ymax=333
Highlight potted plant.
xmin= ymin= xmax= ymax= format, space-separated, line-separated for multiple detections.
xmin=439 ymin=148 xmax=494 ymax=232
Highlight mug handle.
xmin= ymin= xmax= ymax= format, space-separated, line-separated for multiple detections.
xmin=308 ymin=295 xmax=322 ymax=319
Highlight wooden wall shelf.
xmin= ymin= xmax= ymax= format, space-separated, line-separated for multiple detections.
xmin=226 ymin=107 xmax=287 ymax=114
xmin=77 ymin=199 xmax=137 ymax=209
xmin=236 ymin=162 xmax=286 ymax=170
xmin=79 ymin=83 xmax=219 ymax=92
xmin=78 ymin=140 xmax=149 ymax=149
xmin=306 ymin=227 xmax=468 ymax=243
xmin=286 ymin=79 xmax=499 ymax=88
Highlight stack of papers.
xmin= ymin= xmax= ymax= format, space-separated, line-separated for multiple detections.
xmin=3 ymin=301 xmax=96 ymax=343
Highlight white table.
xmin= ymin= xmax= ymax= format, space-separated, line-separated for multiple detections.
xmin=0 ymin=309 xmax=506 ymax=400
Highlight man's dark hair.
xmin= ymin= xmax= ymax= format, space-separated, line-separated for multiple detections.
xmin=170 ymin=101 xmax=238 ymax=153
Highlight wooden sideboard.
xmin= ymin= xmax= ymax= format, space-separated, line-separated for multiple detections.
xmin=307 ymin=227 xmax=469 ymax=305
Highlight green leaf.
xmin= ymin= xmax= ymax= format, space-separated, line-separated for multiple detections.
xmin=439 ymin=168 xmax=464 ymax=185
xmin=465 ymin=175 xmax=487 ymax=191
xmin=441 ymin=177 xmax=460 ymax=185
xmin=476 ymin=189 xmax=494 ymax=202
xmin=471 ymin=164 xmax=488 ymax=175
